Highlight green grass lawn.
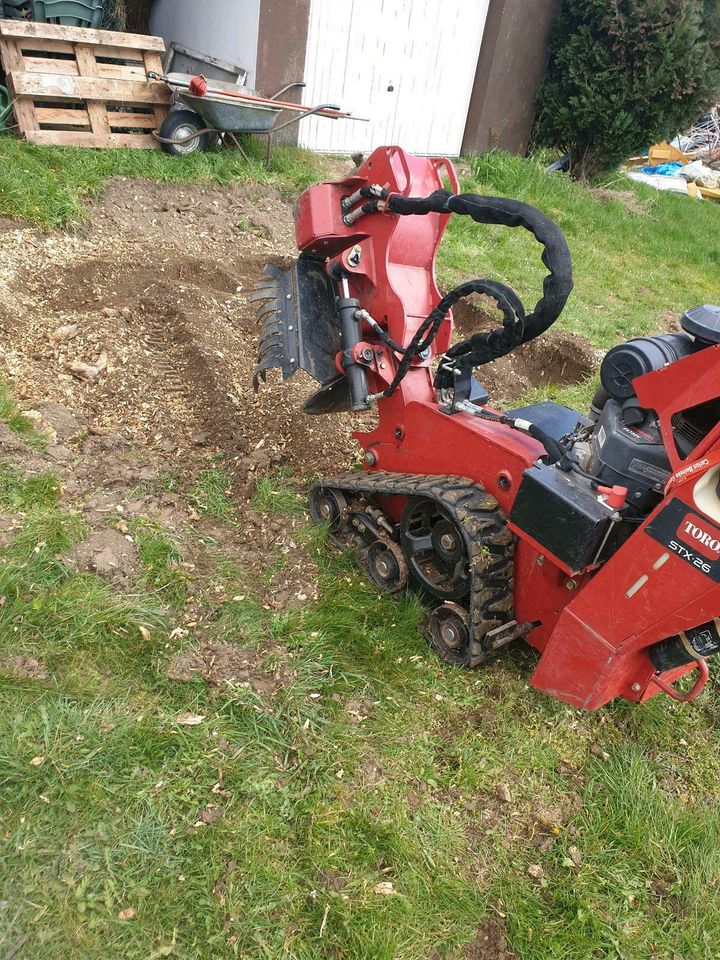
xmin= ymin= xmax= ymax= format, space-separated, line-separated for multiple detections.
xmin=2 ymin=141 xmax=720 ymax=960
xmin=0 ymin=136 xmax=334 ymax=228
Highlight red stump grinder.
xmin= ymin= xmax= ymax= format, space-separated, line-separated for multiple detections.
xmin=252 ymin=146 xmax=720 ymax=709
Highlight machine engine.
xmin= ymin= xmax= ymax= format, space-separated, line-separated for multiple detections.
xmin=511 ymin=306 xmax=720 ymax=574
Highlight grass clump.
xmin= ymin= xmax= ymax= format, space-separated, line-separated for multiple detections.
xmin=189 ymin=467 xmax=234 ymax=520
xmin=0 ymin=509 xmax=161 ymax=681
xmin=0 ymin=380 xmax=47 ymax=448
xmin=0 ymin=462 xmax=61 ymax=512
xmin=130 ymin=517 xmax=188 ymax=608
xmin=252 ymin=467 xmax=306 ymax=518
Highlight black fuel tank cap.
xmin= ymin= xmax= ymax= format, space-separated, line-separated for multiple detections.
xmin=681 ymin=305 xmax=720 ymax=344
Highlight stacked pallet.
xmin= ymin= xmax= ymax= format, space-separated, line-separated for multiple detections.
xmin=0 ymin=19 xmax=171 ymax=148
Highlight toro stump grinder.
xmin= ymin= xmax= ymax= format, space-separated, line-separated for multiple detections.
xmin=252 ymin=146 xmax=720 ymax=709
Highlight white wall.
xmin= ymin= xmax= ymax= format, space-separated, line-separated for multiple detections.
xmin=150 ymin=0 xmax=261 ymax=87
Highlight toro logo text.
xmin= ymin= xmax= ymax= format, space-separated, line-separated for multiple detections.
xmin=676 ymin=516 xmax=720 ymax=561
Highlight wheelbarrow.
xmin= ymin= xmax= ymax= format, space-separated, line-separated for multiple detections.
xmin=147 ymin=72 xmax=363 ymax=165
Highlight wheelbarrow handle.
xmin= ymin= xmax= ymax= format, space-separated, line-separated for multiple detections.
xmin=272 ymin=103 xmax=344 ymax=133
xmin=269 ymin=81 xmax=306 ymax=100
xmin=146 ymin=72 xmax=364 ymax=121
xmin=147 ymin=70 xmax=191 ymax=89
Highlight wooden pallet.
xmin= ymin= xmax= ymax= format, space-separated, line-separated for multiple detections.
xmin=0 ymin=19 xmax=171 ymax=148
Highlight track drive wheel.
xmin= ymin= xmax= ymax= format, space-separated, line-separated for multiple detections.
xmin=366 ymin=539 xmax=408 ymax=594
xmin=400 ymin=497 xmax=470 ymax=600
xmin=309 ymin=485 xmax=347 ymax=532
xmin=427 ymin=603 xmax=472 ymax=667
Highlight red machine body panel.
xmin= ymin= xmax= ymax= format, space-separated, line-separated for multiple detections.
xmin=282 ymin=146 xmax=720 ymax=709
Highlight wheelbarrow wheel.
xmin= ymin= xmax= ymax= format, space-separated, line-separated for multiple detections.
xmin=159 ymin=110 xmax=210 ymax=156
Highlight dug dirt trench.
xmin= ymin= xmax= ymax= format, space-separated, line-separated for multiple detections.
xmin=1 ymin=176 xmax=597 ymax=480
xmin=0 ymin=173 xmax=597 ymax=662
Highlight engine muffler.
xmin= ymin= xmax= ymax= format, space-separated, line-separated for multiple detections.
xmin=649 ymin=618 xmax=720 ymax=671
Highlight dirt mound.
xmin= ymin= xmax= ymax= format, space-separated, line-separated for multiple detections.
xmin=167 ymin=639 xmax=292 ymax=696
xmin=461 ymin=919 xmax=517 ymax=960
xmin=1 ymin=177 xmax=359 ymax=479
xmin=429 ymin=917 xmax=517 ymax=960
xmin=452 ymin=299 xmax=598 ymax=405
xmin=70 ymin=528 xmax=140 ymax=585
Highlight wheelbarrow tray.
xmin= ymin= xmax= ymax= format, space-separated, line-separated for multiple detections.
xmin=165 ymin=72 xmax=282 ymax=134
xmin=179 ymin=91 xmax=281 ymax=133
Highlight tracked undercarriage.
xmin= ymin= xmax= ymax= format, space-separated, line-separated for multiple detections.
xmin=310 ymin=471 xmax=530 ymax=666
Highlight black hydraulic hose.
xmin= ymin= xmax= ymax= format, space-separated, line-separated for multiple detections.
xmin=589 ymin=385 xmax=610 ymax=423
xmin=379 ymin=188 xmax=573 ymax=394
xmin=468 ymin=406 xmax=564 ymax=464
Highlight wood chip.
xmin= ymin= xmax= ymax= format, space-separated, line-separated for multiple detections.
xmin=176 ymin=712 xmax=206 ymax=726
xmin=373 ymin=881 xmax=397 ymax=895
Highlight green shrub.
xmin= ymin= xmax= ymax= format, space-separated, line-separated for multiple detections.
xmin=535 ymin=0 xmax=720 ymax=177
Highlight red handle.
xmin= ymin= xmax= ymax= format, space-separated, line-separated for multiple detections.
xmin=431 ymin=156 xmax=460 ymax=194
xmin=650 ymin=658 xmax=710 ymax=702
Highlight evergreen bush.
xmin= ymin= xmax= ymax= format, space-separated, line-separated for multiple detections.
xmin=536 ymin=0 xmax=720 ymax=177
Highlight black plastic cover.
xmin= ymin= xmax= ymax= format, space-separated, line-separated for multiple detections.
xmin=509 ymin=462 xmax=614 ymax=573
xmin=600 ymin=333 xmax=699 ymax=401
xmin=681 ymin=304 xmax=720 ymax=344
xmin=506 ymin=401 xmax=586 ymax=442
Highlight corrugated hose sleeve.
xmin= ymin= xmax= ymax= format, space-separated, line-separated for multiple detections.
xmin=384 ymin=190 xmax=573 ymax=393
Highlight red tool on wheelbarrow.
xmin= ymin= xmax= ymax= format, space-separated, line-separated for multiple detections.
xmin=252 ymin=145 xmax=720 ymax=710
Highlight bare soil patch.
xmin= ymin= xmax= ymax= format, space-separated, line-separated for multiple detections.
xmin=0 ymin=177 xmax=360 ymax=479
xmin=0 ymin=654 xmax=48 ymax=681
xmin=167 ymin=639 xmax=292 ymax=696
xmin=0 ymin=217 xmax=26 ymax=235
xmin=452 ymin=299 xmax=598 ymax=404
xmin=590 ymin=186 xmax=650 ymax=216
xmin=460 ymin=918 xmax=518 ymax=960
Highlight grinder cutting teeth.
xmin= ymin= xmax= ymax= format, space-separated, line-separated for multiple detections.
xmin=251 ymin=144 xmax=720 ymax=711
xmin=251 ymin=258 xmax=341 ymax=393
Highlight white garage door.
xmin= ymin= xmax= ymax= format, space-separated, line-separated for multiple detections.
xmin=298 ymin=0 xmax=489 ymax=155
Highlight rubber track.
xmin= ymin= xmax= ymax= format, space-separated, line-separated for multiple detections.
xmin=311 ymin=470 xmax=515 ymax=667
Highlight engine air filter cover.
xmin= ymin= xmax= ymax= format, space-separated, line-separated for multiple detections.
xmin=681 ymin=304 xmax=720 ymax=344
xmin=600 ymin=333 xmax=697 ymax=401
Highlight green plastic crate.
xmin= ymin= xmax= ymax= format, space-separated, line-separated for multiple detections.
xmin=30 ymin=0 xmax=104 ymax=27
